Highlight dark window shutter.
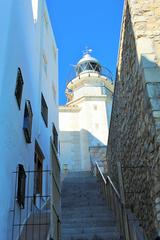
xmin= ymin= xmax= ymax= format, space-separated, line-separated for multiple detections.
xmin=17 ymin=164 xmax=26 ymax=209
xmin=15 ymin=68 xmax=24 ymax=109
xmin=23 ymin=100 xmax=33 ymax=143
xmin=52 ymin=123 xmax=58 ymax=151
xmin=41 ymin=93 xmax=48 ymax=127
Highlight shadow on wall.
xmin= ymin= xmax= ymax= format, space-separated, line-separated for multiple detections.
xmin=59 ymin=129 xmax=107 ymax=173
xmin=106 ymin=3 xmax=160 ymax=239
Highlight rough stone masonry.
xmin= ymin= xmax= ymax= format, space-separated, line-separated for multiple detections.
xmin=106 ymin=0 xmax=160 ymax=238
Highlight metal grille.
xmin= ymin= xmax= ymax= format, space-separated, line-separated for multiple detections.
xmin=11 ymin=169 xmax=51 ymax=240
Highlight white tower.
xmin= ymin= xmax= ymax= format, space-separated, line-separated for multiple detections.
xmin=59 ymin=50 xmax=113 ymax=172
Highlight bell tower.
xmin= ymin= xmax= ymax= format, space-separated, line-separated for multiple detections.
xmin=59 ymin=50 xmax=114 ymax=172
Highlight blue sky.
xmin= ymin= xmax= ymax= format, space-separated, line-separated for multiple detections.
xmin=46 ymin=0 xmax=124 ymax=105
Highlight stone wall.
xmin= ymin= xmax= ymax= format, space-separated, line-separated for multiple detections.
xmin=107 ymin=0 xmax=160 ymax=238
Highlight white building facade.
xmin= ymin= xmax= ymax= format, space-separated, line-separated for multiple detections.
xmin=59 ymin=52 xmax=113 ymax=172
xmin=0 ymin=0 xmax=60 ymax=239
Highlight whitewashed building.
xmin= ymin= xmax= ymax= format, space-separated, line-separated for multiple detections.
xmin=0 ymin=0 xmax=60 ymax=239
xmin=59 ymin=51 xmax=113 ymax=173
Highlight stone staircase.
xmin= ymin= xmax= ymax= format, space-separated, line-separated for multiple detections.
xmin=61 ymin=171 xmax=121 ymax=240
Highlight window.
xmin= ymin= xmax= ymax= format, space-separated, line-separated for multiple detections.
xmin=52 ymin=83 xmax=57 ymax=103
xmin=15 ymin=68 xmax=24 ymax=109
xmin=17 ymin=164 xmax=26 ymax=209
xmin=94 ymin=105 xmax=97 ymax=110
xmin=43 ymin=53 xmax=48 ymax=75
xmin=41 ymin=93 xmax=48 ymax=127
xmin=34 ymin=141 xmax=44 ymax=203
xmin=44 ymin=11 xmax=48 ymax=32
xmin=23 ymin=100 xmax=33 ymax=143
xmin=52 ymin=123 xmax=58 ymax=151
xmin=95 ymin=123 xmax=99 ymax=129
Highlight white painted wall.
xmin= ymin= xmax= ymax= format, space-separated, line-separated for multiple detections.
xmin=59 ymin=74 xmax=113 ymax=172
xmin=0 ymin=0 xmax=58 ymax=239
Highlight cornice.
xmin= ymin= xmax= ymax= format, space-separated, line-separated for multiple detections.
xmin=59 ymin=105 xmax=81 ymax=112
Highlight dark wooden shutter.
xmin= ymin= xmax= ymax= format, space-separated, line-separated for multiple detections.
xmin=23 ymin=100 xmax=33 ymax=143
xmin=15 ymin=68 xmax=24 ymax=109
xmin=41 ymin=93 xmax=48 ymax=127
xmin=52 ymin=123 xmax=58 ymax=151
xmin=17 ymin=164 xmax=26 ymax=209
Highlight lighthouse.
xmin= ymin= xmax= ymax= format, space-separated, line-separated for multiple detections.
xmin=59 ymin=50 xmax=113 ymax=172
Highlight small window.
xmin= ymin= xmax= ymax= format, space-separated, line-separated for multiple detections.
xmin=41 ymin=93 xmax=48 ymax=127
xmin=43 ymin=53 xmax=48 ymax=75
xmin=34 ymin=141 xmax=44 ymax=204
xmin=44 ymin=11 xmax=48 ymax=31
xmin=23 ymin=100 xmax=33 ymax=143
xmin=95 ymin=123 xmax=99 ymax=129
xmin=94 ymin=105 xmax=97 ymax=110
xmin=15 ymin=68 xmax=24 ymax=109
xmin=63 ymin=164 xmax=68 ymax=174
xmin=17 ymin=164 xmax=26 ymax=209
xmin=52 ymin=123 xmax=58 ymax=151
xmin=52 ymin=83 xmax=57 ymax=103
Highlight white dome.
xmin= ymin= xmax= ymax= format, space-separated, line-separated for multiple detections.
xmin=77 ymin=53 xmax=99 ymax=65
xmin=76 ymin=53 xmax=101 ymax=75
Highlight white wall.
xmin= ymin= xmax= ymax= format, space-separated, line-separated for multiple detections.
xmin=59 ymin=111 xmax=82 ymax=171
xmin=0 ymin=0 xmax=58 ymax=238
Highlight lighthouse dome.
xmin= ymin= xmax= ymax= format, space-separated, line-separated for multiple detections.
xmin=76 ymin=52 xmax=101 ymax=75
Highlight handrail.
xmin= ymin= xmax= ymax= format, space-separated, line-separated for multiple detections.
xmin=107 ymin=175 xmax=121 ymax=200
xmin=95 ymin=161 xmax=128 ymax=239
xmin=94 ymin=161 xmax=147 ymax=240
xmin=95 ymin=162 xmax=106 ymax=184
xmin=96 ymin=162 xmax=121 ymax=200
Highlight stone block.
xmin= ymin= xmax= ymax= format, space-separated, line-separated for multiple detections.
xmin=152 ymin=111 xmax=160 ymax=119
xmin=133 ymin=16 xmax=146 ymax=23
xmin=146 ymin=83 xmax=160 ymax=98
xmin=150 ymin=99 xmax=160 ymax=111
xmin=141 ymin=54 xmax=157 ymax=68
xmin=156 ymin=204 xmax=160 ymax=212
xmin=155 ymin=197 xmax=160 ymax=204
xmin=156 ymin=135 xmax=160 ymax=144
xmin=137 ymin=37 xmax=155 ymax=55
xmin=157 ymin=213 xmax=160 ymax=222
xmin=143 ymin=67 xmax=160 ymax=83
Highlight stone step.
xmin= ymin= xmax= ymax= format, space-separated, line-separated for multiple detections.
xmin=61 ymin=194 xmax=105 ymax=200
xmin=62 ymin=171 xmax=92 ymax=178
xmin=61 ymin=232 xmax=120 ymax=240
xmin=62 ymin=212 xmax=114 ymax=220
xmin=62 ymin=192 xmax=102 ymax=197
xmin=62 ymin=205 xmax=111 ymax=212
xmin=62 ymin=179 xmax=98 ymax=183
xmin=62 ymin=199 xmax=105 ymax=205
xmin=61 ymin=171 xmax=120 ymax=240
xmin=62 ymin=191 xmax=102 ymax=196
xmin=62 ymin=226 xmax=118 ymax=234
xmin=62 ymin=215 xmax=115 ymax=223
xmin=62 ymin=220 xmax=116 ymax=228
xmin=62 ymin=187 xmax=101 ymax=193
xmin=62 ymin=189 xmax=101 ymax=193
xmin=62 ymin=214 xmax=116 ymax=223
xmin=62 ymin=208 xmax=113 ymax=216
xmin=62 ymin=179 xmax=98 ymax=184
xmin=62 ymin=201 xmax=105 ymax=208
